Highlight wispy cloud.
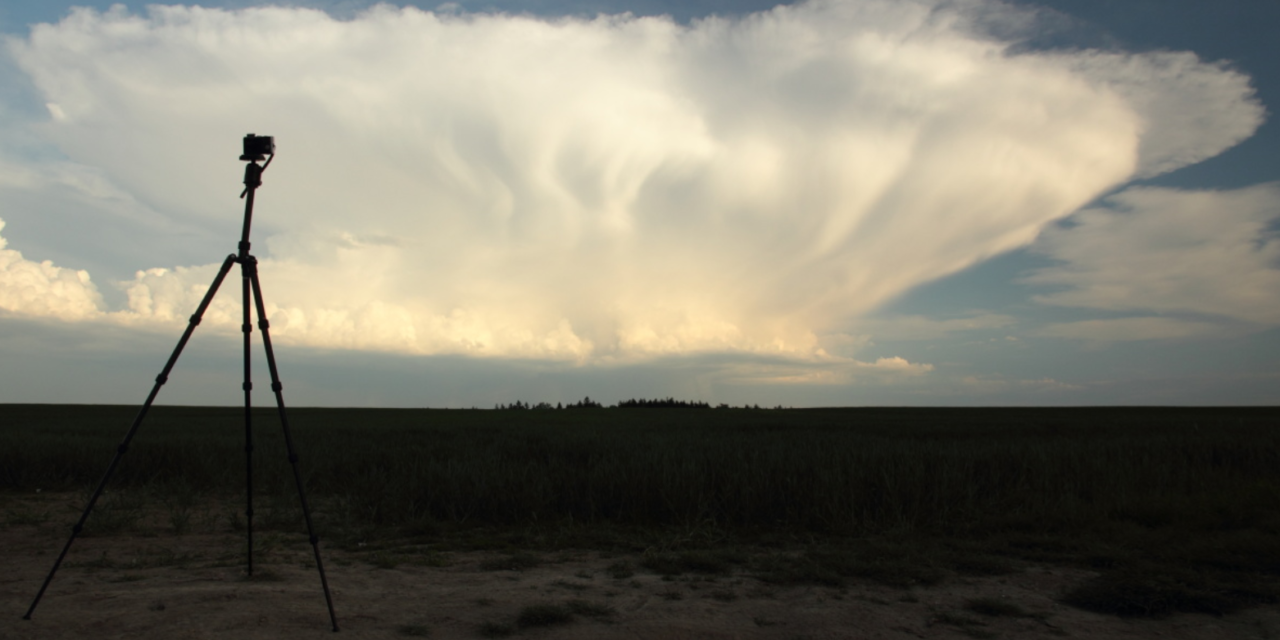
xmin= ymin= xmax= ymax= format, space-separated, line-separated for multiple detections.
xmin=1026 ymin=183 xmax=1280 ymax=328
xmin=0 ymin=0 xmax=1263 ymax=366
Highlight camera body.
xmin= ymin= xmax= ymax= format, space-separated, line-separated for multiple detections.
xmin=240 ymin=133 xmax=275 ymax=161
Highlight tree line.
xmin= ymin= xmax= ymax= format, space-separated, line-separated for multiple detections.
xmin=493 ymin=397 xmax=782 ymax=410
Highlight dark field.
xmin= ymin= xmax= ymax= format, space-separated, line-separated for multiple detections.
xmin=3 ymin=404 xmax=1279 ymax=618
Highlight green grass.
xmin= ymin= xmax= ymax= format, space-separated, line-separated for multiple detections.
xmin=3 ymin=404 xmax=1279 ymax=618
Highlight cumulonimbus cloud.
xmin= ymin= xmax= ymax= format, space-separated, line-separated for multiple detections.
xmin=1 ymin=0 xmax=1264 ymax=362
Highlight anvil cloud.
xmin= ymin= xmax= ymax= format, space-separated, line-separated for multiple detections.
xmin=0 ymin=0 xmax=1263 ymax=366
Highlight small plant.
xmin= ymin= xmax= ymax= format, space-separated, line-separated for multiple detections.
xmin=930 ymin=612 xmax=994 ymax=638
xmin=242 ymin=568 xmax=284 ymax=582
xmin=368 ymin=550 xmax=401 ymax=569
xmin=478 ymin=621 xmax=514 ymax=637
xmin=566 ymin=599 xmax=616 ymax=620
xmin=550 ymin=579 xmax=589 ymax=591
xmin=965 ymin=597 xmax=1028 ymax=617
xmin=481 ymin=552 xmax=542 ymax=572
xmin=396 ymin=623 xmax=430 ymax=636
xmin=516 ymin=603 xmax=574 ymax=628
xmin=607 ymin=560 xmax=635 ymax=579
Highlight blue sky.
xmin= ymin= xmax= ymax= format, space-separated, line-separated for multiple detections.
xmin=1 ymin=0 xmax=1276 ymax=407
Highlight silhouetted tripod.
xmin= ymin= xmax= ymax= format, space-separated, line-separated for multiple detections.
xmin=24 ymin=135 xmax=339 ymax=632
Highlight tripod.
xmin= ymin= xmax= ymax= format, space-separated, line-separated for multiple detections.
xmin=24 ymin=135 xmax=339 ymax=632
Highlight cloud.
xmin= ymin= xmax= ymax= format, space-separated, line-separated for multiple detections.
xmin=0 ymin=0 xmax=1263 ymax=363
xmin=851 ymin=312 xmax=1016 ymax=341
xmin=0 ymin=217 xmax=106 ymax=320
xmin=1026 ymin=183 xmax=1280 ymax=326
xmin=1033 ymin=317 xmax=1221 ymax=342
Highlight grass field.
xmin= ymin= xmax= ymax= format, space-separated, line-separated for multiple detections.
xmin=3 ymin=404 xmax=1278 ymax=617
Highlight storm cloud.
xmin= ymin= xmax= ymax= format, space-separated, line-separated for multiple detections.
xmin=0 ymin=0 xmax=1263 ymax=367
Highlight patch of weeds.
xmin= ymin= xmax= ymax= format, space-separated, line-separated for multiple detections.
xmin=899 ymin=593 xmax=920 ymax=603
xmin=242 ymin=568 xmax=284 ymax=582
xmin=966 ymin=597 xmax=1028 ymax=617
xmin=660 ymin=589 xmax=683 ymax=601
xmin=160 ymin=482 xmax=199 ymax=535
xmin=83 ymin=491 xmax=147 ymax=535
xmin=855 ymin=594 xmax=890 ymax=605
xmin=550 ymin=579 xmax=589 ymax=591
xmin=108 ymin=574 xmax=145 ymax=583
xmin=752 ymin=616 xmax=779 ymax=627
xmin=475 ymin=597 xmax=495 ymax=607
xmin=478 ymin=621 xmax=514 ymax=637
xmin=574 ymin=570 xmax=592 ymax=579
xmin=566 ymin=599 xmax=616 ymax=620
xmin=629 ymin=580 xmax=643 ymax=589
xmin=607 ymin=560 xmax=635 ymax=579
xmin=67 ymin=551 xmax=116 ymax=570
xmin=951 ymin=554 xmax=1017 ymax=577
xmin=147 ymin=600 xmax=165 ymax=612
xmin=368 ymin=550 xmax=402 ymax=569
xmin=4 ymin=506 xmax=51 ymax=527
xmin=752 ymin=552 xmax=842 ymax=587
xmin=642 ymin=549 xmax=744 ymax=576
xmin=930 ymin=612 xmax=993 ymax=639
xmin=1061 ymin=564 xmax=1278 ymax=617
xmin=396 ymin=623 xmax=431 ymax=636
xmin=516 ymin=603 xmax=574 ymax=628
xmin=481 ymin=552 xmax=542 ymax=572
xmin=405 ymin=551 xmax=451 ymax=568
xmin=709 ymin=590 xmax=738 ymax=602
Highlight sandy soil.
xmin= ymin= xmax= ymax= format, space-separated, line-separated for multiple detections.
xmin=3 ymin=496 xmax=1278 ymax=639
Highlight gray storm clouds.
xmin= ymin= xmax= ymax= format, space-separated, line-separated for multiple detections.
xmin=0 ymin=0 xmax=1266 ymax=367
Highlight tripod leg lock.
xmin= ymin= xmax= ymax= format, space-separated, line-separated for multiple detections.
xmin=189 ymin=314 xmax=202 ymax=326
xmin=242 ymin=323 xmax=252 ymax=334
xmin=289 ymin=453 xmax=300 ymax=464
xmin=155 ymin=374 xmax=168 ymax=384
xmin=272 ymin=381 xmax=283 ymax=392
xmin=117 ymin=444 xmax=128 ymax=454
xmin=243 ymin=382 xmax=253 ymax=391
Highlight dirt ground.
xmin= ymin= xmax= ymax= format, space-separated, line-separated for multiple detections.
xmin=3 ymin=498 xmax=1279 ymax=639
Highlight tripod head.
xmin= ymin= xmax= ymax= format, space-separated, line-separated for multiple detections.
xmin=240 ymin=133 xmax=275 ymax=162
xmin=238 ymin=133 xmax=275 ymax=255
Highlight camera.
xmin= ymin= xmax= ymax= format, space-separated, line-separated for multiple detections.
xmin=240 ymin=133 xmax=275 ymax=161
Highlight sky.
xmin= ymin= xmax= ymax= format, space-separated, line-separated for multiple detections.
xmin=0 ymin=0 xmax=1277 ymax=407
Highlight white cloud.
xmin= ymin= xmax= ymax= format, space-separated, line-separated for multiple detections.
xmin=0 ymin=217 xmax=105 ymax=320
xmin=0 ymin=0 xmax=1263 ymax=363
xmin=1026 ymin=183 xmax=1280 ymax=326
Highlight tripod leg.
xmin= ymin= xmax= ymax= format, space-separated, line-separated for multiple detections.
xmin=240 ymin=258 xmax=255 ymax=576
xmin=246 ymin=258 xmax=339 ymax=632
xmin=24 ymin=254 xmax=239 ymax=621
